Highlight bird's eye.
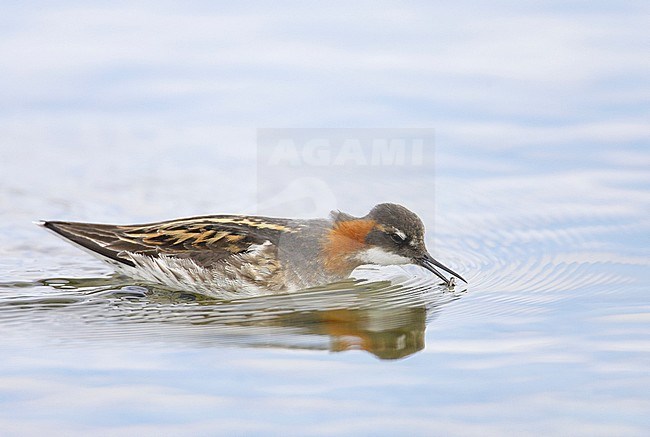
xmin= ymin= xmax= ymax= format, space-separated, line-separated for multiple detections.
xmin=389 ymin=232 xmax=406 ymax=244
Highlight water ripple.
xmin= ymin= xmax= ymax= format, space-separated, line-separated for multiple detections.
xmin=0 ymin=274 xmax=462 ymax=360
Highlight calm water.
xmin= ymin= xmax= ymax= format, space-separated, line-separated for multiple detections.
xmin=1 ymin=138 xmax=648 ymax=436
xmin=1 ymin=2 xmax=649 ymax=436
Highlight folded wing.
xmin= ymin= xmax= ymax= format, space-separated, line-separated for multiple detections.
xmin=40 ymin=215 xmax=296 ymax=268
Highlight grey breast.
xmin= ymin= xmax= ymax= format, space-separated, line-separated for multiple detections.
xmin=276 ymin=218 xmax=335 ymax=289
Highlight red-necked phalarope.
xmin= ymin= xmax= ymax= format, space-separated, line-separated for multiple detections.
xmin=38 ymin=203 xmax=466 ymax=297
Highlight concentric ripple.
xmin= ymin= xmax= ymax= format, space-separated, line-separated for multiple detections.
xmin=2 ymin=169 xmax=646 ymax=361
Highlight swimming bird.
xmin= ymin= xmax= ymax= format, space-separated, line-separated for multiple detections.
xmin=38 ymin=203 xmax=465 ymax=297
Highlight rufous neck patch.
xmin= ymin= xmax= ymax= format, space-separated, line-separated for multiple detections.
xmin=321 ymin=219 xmax=376 ymax=274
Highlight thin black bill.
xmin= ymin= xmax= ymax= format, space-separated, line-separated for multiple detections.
xmin=417 ymin=253 xmax=467 ymax=286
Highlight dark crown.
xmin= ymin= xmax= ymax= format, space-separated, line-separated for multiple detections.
xmin=366 ymin=203 xmax=425 ymax=236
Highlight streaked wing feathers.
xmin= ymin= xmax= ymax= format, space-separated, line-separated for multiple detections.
xmin=42 ymin=215 xmax=298 ymax=268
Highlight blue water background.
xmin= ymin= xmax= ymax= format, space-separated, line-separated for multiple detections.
xmin=0 ymin=2 xmax=648 ymax=435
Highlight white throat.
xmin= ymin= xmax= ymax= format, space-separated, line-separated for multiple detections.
xmin=355 ymin=247 xmax=411 ymax=266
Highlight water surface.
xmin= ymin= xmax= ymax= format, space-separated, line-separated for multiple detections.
xmin=1 ymin=1 xmax=649 ymax=435
xmin=1 ymin=142 xmax=647 ymax=435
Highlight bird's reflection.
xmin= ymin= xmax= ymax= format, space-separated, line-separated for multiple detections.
xmin=306 ymin=306 xmax=427 ymax=360
xmin=3 ymin=274 xmax=464 ymax=360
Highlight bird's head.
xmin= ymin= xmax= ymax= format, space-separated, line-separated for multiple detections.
xmin=324 ymin=203 xmax=466 ymax=286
